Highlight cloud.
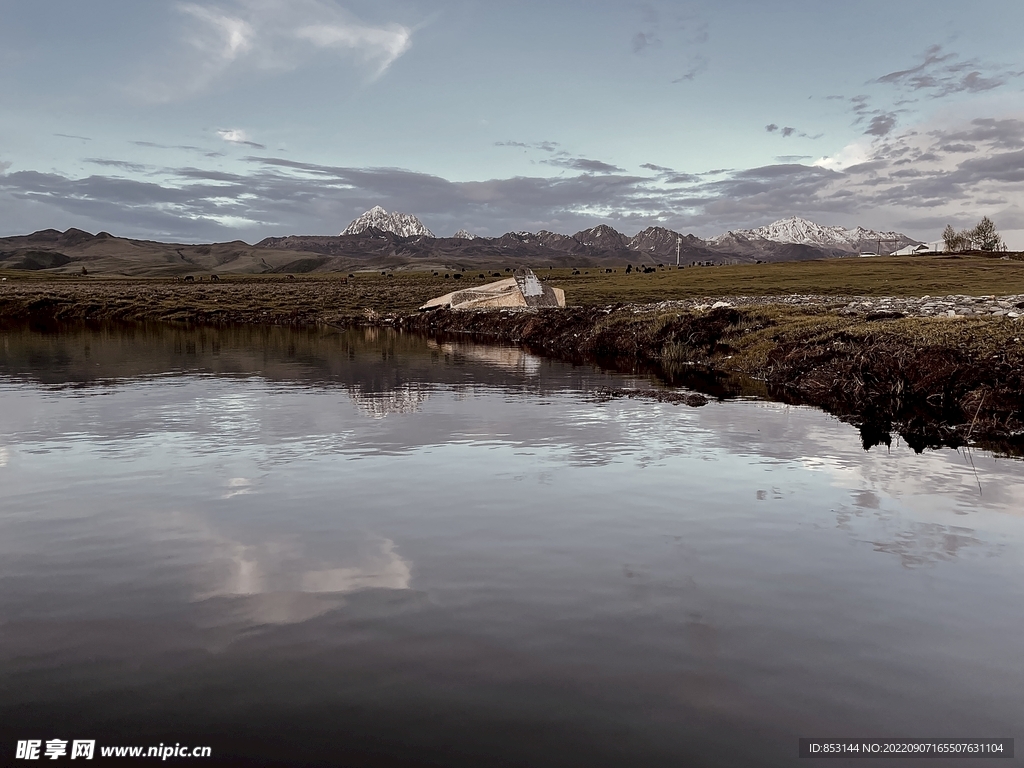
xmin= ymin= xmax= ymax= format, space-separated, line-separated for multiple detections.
xmin=641 ymin=163 xmax=673 ymax=172
xmin=293 ymin=18 xmax=411 ymax=77
xmin=54 ymin=133 xmax=93 ymax=141
xmin=544 ymin=157 xmax=625 ymax=174
xmin=86 ymin=159 xmax=152 ymax=173
xmin=132 ymin=140 xmax=226 ymax=158
xmin=495 ymin=140 xmax=560 ymax=153
xmin=0 ymin=160 xmax=10 ymax=175
xmin=933 ymin=118 xmax=1024 ymax=150
xmin=874 ymin=44 xmax=1023 ymax=98
xmin=2 ymin=113 xmax=1021 ymax=246
xmin=134 ymin=0 xmax=413 ymax=102
xmin=672 ymin=55 xmax=708 ymax=83
xmin=496 ymin=140 xmax=623 ymax=173
xmin=631 ymin=4 xmax=710 ymax=83
xmin=631 ymin=31 xmax=658 ymax=54
xmin=217 ymin=128 xmax=266 ymax=149
xmin=865 ymin=113 xmax=898 ymax=137
xmin=767 ymin=123 xmax=819 ymax=139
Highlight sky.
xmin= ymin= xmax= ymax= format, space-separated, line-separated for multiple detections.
xmin=1 ymin=0 xmax=1023 ymax=246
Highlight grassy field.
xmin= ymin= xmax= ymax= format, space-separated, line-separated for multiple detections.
xmin=3 ymin=254 xmax=1024 ymax=322
xmin=544 ymin=253 xmax=1024 ymax=304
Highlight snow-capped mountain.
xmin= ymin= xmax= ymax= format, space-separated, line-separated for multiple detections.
xmin=709 ymin=216 xmax=917 ymax=253
xmin=452 ymin=229 xmax=477 ymax=240
xmin=341 ymin=206 xmax=434 ymax=238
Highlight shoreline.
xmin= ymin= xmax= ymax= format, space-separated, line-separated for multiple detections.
xmin=2 ymin=279 xmax=1023 ymax=455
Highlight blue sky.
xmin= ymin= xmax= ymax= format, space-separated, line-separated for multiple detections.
xmin=2 ymin=0 xmax=1023 ymax=245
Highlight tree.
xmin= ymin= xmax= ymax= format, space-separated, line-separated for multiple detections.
xmin=942 ymin=217 xmax=1003 ymax=253
xmin=970 ymin=216 xmax=1003 ymax=251
xmin=942 ymin=224 xmax=959 ymax=253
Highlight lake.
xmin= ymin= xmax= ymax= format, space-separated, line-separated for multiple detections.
xmin=1 ymin=323 xmax=1021 ymax=767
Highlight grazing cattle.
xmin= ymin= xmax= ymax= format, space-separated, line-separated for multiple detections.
xmin=571 ymin=269 xmax=580 ymax=275
xmin=478 ymin=273 xmax=485 ymax=279
xmin=184 ymin=275 xmax=195 ymax=282
xmin=210 ymin=274 xmax=219 ymax=282
xmin=286 ymin=274 xmax=295 ymax=279
xmin=340 ymin=277 xmax=348 ymax=285
xmin=605 ymin=268 xmax=613 ymax=273
xmin=453 ymin=273 xmax=462 ymax=280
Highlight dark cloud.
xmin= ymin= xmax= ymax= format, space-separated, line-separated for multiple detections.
xmin=86 ymin=159 xmax=153 ymax=174
xmin=875 ymin=44 xmax=1022 ymax=98
xmin=544 ymin=157 xmax=626 ymax=174
xmin=640 ymin=163 xmax=673 ymax=172
xmin=54 ymin=133 xmax=92 ymax=141
xmin=672 ymin=55 xmax=708 ymax=83
xmin=933 ymin=118 xmax=1024 ymax=150
xmin=766 ymin=123 xmax=820 ymax=140
xmin=950 ymin=150 xmax=1024 ymax=184
xmin=865 ymin=113 xmax=897 ymax=137
xmin=662 ymin=173 xmax=700 ymax=184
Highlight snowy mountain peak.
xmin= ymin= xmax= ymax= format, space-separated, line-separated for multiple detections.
xmin=342 ymin=206 xmax=434 ymax=238
xmin=710 ymin=216 xmax=918 ymax=253
xmin=452 ymin=229 xmax=477 ymax=240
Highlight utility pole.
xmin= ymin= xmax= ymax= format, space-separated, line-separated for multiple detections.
xmin=676 ymin=236 xmax=681 ymax=267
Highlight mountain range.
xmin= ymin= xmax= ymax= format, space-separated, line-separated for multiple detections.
xmin=0 ymin=210 xmax=923 ymax=276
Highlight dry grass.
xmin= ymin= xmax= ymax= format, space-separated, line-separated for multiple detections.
xmin=542 ymin=254 xmax=1024 ymax=304
xmin=3 ymin=253 xmax=1024 ymax=321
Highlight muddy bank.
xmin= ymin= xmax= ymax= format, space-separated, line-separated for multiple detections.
xmin=401 ymin=306 xmax=1024 ymax=456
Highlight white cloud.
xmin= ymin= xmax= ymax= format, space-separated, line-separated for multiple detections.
xmin=180 ymin=4 xmax=254 ymax=62
xmin=218 ymin=129 xmax=247 ymax=143
xmin=294 ymin=20 xmax=411 ymax=77
xmin=0 ymin=160 xmax=10 ymax=175
xmin=813 ymin=141 xmax=871 ymax=171
xmin=216 ymin=128 xmax=265 ymax=148
xmin=135 ymin=0 xmax=413 ymax=102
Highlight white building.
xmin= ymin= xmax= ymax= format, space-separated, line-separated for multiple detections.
xmin=891 ymin=241 xmax=943 ymax=256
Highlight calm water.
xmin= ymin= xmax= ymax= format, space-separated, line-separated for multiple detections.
xmin=1 ymin=324 xmax=1022 ymax=767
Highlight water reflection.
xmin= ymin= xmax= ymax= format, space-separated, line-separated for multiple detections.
xmin=1 ymin=322 xmax=1023 ymax=767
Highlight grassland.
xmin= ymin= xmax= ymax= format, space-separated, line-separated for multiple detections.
xmin=3 ymin=253 xmax=1024 ymax=323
